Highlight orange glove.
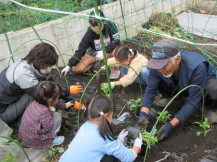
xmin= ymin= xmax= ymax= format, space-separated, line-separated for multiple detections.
xmin=70 ymin=85 xmax=83 ymax=94
xmin=72 ymin=101 xmax=83 ymax=110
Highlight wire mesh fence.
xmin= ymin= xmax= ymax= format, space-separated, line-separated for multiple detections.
xmin=0 ymin=0 xmax=216 ymax=68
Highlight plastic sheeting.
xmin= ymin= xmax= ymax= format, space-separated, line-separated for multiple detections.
xmin=177 ymin=12 xmax=217 ymax=40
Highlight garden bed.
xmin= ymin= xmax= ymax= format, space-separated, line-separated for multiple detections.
xmin=50 ymin=68 xmax=217 ymax=162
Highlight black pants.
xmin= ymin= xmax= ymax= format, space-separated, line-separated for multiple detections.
xmin=158 ymin=78 xmax=217 ymax=105
xmin=100 ymin=155 xmax=120 ymax=162
xmin=0 ymin=93 xmax=33 ymax=123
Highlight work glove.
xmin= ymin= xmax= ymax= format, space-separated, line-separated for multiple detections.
xmin=61 ymin=66 xmax=71 ymax=76
xmin=70 ymin=85 xmax=83 ymax=94
xmin=133 ymin=132 xmax=143 ymax=152
xmin=65 ymin=101 xmax=74 ymax=109
xmin=72 ymin=101 xmax=83 ymax=110
xmin=100 ymin=65 xmax=106 ymax=70
xmin=95 ymin=50 xmax=104 ymax=61
xmin=101 ymin=82 xmax=115 ymax=90
xmin=117 ymin=129 xmax=128 ymax=143
xmin=157 ymin=122 xmax=173 ymax=141
xmin=137 ymin=112 xmax=149 ymax=128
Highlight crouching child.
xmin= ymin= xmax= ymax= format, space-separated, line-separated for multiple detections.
xmin=19 ymin=81 xmax=73 ymax=149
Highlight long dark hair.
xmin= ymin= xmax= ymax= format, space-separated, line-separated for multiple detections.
xmin=84 ymin=95 xmax=115 ymax=141
xmin=24 ymin=43 xmax=58 ymax=70
xmin=35 ymin=81 xmax=61 ymax=107
xmin=89 ymin=10 xmax=108 ymax=38
xmin=114 ymin=45 xmax=137 ymax=61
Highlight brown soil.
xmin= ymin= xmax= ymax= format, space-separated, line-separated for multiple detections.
xmin=52 ymin=68 xmax=217 ymax=162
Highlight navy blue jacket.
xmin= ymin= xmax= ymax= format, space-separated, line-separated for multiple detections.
xmin=142 ymin=50 xmax=217 ymax=122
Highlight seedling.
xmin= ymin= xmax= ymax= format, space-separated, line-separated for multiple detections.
xmin=1 ymin=151 xmax=17 ymax=162
xmin=193 ymin=117 xmax=212 ymax=137
xmin=44 ymin=146 xmax=65 ymax=161
xmin=100 ymin=83 xmax=114 ymax=97
xmin=141 ymin=128 xmax=158 ymax=150
xmin=0 ymin=136 xmax=30 ymax=162
xmin=156 ymin=110 xmax=171 ymax=124
xmin=127 ymin=98 xmax=142 ymax=114
xmin=141 ymin=128 xmax=158 ymax=162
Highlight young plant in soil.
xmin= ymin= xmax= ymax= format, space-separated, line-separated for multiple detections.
xmin=193 ymin=117 xmax=212 ymax=137
xmin=127 ymin=98 xmax=142 ymax=114
xmin=156 ymin=110 xmax=171 ymax=124
xmin=100 ymin=83 xmax=112 ymax=97
xmin=141 ymin=128 xmax=158 ymax=162
xmin=141 ymin=128 xmax=158 ymax=150
xmin=1 ymin=151 xmax=17 ymax=162
xmin=43 ymin=147 xmax=65 ymax=161
xmin=0 ymin=136 xmax=30 ymax=162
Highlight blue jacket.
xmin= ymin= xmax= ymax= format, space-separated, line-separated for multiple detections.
xmin=59 ymin=121 xmax=134 ymax=162
xmin=142 ymin=50 xmax=216 ymax=122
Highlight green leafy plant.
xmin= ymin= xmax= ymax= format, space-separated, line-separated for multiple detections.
xmin=141 ymin=128 xmax=158 ymax=150
xmin=156 ymin=110 xmax=171 ymax=124
xmin=0 ymin=136 xmax=30 ymax=162
xmin=57 ymin=110 xmax=64 ymax=115
xmin=1 ymin=151 xmax=17 ymax=162
xmin=141 ymin=128 xmax=158 ymax=162
xmin=101 ymin=83 xmax=112 ymax=97
xmin=0 ymin=0 xmax=103 ymax=34
xmin=193 ymin=117 xmax=212 ymax=137
xmin=127 ymin=98 xmax=142 ymax=114
xmin=44 ymin=146 xmax=65 ymax=161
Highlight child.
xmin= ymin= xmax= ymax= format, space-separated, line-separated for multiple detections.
xmin=19 ymin=81 xmax=74 ymax=149
xmin=102 ymin=45 xmax=149 ymax=88
xmin=59 ymin=95 xmax=142 ymax=162
xmin=61 ymin=10 xmax=120 ymax=74
xmin=0 ymin=43 xmax=58 ymax=124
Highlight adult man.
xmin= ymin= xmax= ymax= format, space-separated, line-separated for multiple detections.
xmin=138 ymin=39 xmax=217 ymax=141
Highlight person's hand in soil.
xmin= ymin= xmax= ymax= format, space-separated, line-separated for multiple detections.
xmin=61 ymin=65 xmax=71 ymax=76
xmin=72 ymin=101 xmax=83 ymax=110
xmin=117 ymin=129 xmax=128 ymax=143
xmin=137 ymin=112 xmax=149 ymax=128
xmin=101 ymin=82 xmax=116 ymax=89
xmin=157 ymin=123 xmax=173 ymax=141
xmin=65 ymin=101 xmax=74 ymax=109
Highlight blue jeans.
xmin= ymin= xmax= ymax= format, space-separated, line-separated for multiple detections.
xmin=119 ymin=66 xmax=149 ymax=85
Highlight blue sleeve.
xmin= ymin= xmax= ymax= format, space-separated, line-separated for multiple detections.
xmin=141 ymin=69 xmax=160 ymax=108
xmin=101 ymin=139 xmax=134 ymax=162
xmin=175 ymin=63 xmax=207 ymax=123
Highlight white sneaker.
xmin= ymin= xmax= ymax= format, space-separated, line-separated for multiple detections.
xmin=110 ymin=68 xmax=120 ymax=79
xmin=51 ymin=136 xmax=65 ymax=147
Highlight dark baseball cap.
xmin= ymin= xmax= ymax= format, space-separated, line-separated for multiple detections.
xmin=146 ymin=39 xmax=180 ymax=69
